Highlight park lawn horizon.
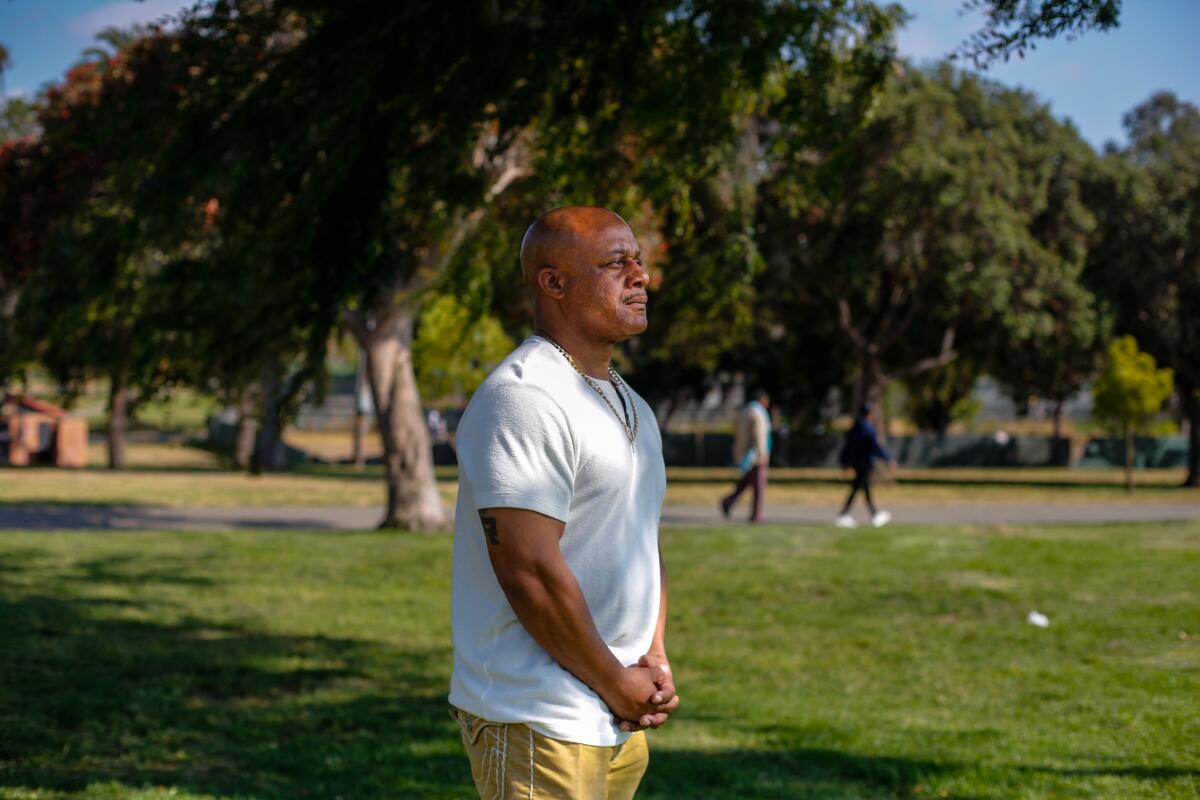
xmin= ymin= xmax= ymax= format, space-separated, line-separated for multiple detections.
xmin=1 ymin=522 xmax=1197 ymax=799
xmin=0 ymin=443 xmax=1194 ymax=509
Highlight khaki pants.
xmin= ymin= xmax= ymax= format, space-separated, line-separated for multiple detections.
xmin=452 ymin=707 xmax=649 ymax=800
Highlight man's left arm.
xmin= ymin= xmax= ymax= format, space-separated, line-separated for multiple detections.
xmin=622 ymin=549 xmax=678 ymax=732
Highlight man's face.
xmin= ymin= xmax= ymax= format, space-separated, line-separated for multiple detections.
xmin=562 ymin=220 xmax=649 ymax=342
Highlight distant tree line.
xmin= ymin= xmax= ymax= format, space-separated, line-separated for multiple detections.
xmin=5 ymin=0 xmax=1193 ymax=531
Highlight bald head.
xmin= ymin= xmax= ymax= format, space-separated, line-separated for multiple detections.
xmin=518 ymin=206 xmax=649 ymax=348
xmin=520 ymin=206 xmax=631 ymax=289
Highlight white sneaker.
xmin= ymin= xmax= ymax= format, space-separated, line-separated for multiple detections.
xmin=872 ymin=510 xmax=892 ymax=528
xmin=834 ymin=514 xmax=857 ymax=528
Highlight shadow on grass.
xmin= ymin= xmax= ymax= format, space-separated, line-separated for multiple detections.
xmin=295 ymin=464 xmax=463 ymax=483
xmin=79 ymin=464 xmax=229 ymax=475
xmin=0 ymin=504 xmax=356 ymax=531
xmin=5 ymin=544 xmax=1193 ymax=800
xmin=640 ymin=746 xmax=982 ymax=800
xmin=0 ymin=548 xmax=472 ymax=799
xmin=294 ymin=463 xmax=388 ymax=482
xmin=642 ymin=747 xmax=1200 ymax=799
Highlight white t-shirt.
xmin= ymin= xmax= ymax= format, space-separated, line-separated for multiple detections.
xmin=449 ymin=335 xmax=666 ymax=746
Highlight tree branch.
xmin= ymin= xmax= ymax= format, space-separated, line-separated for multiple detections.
xmin=837 ymin=298 xmax=870 ymax=351
xmin=899 ymin=326 xmax=959 ymax=378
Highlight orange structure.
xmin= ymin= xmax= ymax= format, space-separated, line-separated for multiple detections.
xmin=0 ymin=394 xmax=88 ymax=468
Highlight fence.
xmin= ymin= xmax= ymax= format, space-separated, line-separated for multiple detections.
xmin=206 ymin=415 xmax=1187 ymax=470
xmin=666 ymin=432 xmax=1074 ymax=468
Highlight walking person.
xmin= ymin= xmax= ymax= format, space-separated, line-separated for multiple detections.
xmin=721 ymin=388 xmax=772 ymax=523
xmin=449 ymin=207 xmax=678 ymax=800
xmin=836 ymin=403 xmax=897 ymax=528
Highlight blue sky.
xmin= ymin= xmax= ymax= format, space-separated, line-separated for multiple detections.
xmin=896 ymin=0 xmax=1200 ymax=148
xmin=2 ymin=0 xmax=1198 ymax=150
xmin=0 ymin=1 xmax=191 ymax=95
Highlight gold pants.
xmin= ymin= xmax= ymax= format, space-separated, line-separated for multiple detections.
xmin=452 ymin=707 xmax=649 ymax=800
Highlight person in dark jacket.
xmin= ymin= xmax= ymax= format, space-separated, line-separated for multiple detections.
xmin=836 ymin=403 xmax=897 ymax=528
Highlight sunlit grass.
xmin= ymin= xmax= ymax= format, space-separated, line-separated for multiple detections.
xmin=1 ymin=521 xmax=1196 ymax=798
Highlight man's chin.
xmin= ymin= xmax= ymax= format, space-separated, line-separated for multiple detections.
xmin=621 ymin=315 xmax=648 ymax=337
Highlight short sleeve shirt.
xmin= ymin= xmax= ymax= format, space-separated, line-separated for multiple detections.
xmin=448 ymin=336 xmax=666 ymax=746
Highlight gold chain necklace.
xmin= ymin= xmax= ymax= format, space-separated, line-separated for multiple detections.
xmin=536 ymin=334 xmax=639 ymax=449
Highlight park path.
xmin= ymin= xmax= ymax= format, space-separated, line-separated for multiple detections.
xmin=0 ymin=501 xmax=1198 ymax=531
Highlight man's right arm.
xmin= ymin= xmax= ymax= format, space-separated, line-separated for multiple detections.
xmin=867 ymin=423 xmax=893 ymax=463
xmin=480 ymin=506 xmax=678 ymax=727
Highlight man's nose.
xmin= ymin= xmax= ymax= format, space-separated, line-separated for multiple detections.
xmin=626 ymin=260 xmax=648 ymax=287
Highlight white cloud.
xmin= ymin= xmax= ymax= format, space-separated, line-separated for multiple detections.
xmin=66 ymin=0 xmax=193 ymax=44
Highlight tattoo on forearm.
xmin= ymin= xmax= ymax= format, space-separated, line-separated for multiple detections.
xmin=480 ymin=514 xmax=500 ymax=545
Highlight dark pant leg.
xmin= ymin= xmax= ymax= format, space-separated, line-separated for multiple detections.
xmin=841 ymin=466 xmax=875 ymax=515
xmin=722 ymin=466 xmax=758 ymax=513
xmin=858 ymin=466 xmax=877 ymax=515
xmin=749 ymin=464 xmax=767 ymax=521
xmin=840 ymin=473 xmax=859 ymax=515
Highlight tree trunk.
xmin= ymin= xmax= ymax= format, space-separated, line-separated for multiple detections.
xmin=107 ymin=375 xmax=129 ymax=470
xmin=253 ymin=363 xmax=288 ymax=473
xmin=855 ymin=354 xmax=886 ymax=417
xmin=1052 ymin=398 xmax=1064 ymax=440
xmin=359 ymin=310 xmax=448 ymax=531
xmin=856 ymin=354 xmax=891 ymax=445
xmin=1124 ymin=424 xmax=1134 ymax=494
xmin=233 ymin=390 xmax=258 ymax=471
xmin=1183 ymin=387 xmax=1200 ymax=488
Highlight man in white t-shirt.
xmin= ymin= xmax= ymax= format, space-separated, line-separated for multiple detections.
xmin=449 ymin=206 xmax=678 ymax=799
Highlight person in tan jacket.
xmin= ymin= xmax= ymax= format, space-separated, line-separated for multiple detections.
xmin=720 ymin=388 xmax=772 ymax=522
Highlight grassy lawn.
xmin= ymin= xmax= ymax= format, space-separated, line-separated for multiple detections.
xmin=1 ymin=522 xmax=1196 ymax=799
xmin=3 ymin=444 xmax=1193 ymax=509
xmin=0 ymin=465 xmax=394 ymax=508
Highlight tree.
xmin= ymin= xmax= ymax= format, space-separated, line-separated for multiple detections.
xmin=990 ymin=276 xmax=1108 ymax=436
xmin=953 ymin=0 xmax=1122 ymax=68
xmin=987 ymin=112 xmax=1109 ymax=436
xmin=0 ymin=96 xmax=38 ymax=143
xmin=621 ymin=1 xmax=902 ymax=422
xmin=1092 ymin=336 xmax=1174 ymax=492
xmin=904 ymin=356 xmax=983 ymax=436
xmin=79 ymin=25 xmax=149 ymax=68
xmin=1085 ymin=93 xmax=1200 ymax=486
xmin=413 ymin=294 xmax=514 ymax=405
xmin=140 ymin=0 xmax=908 ymax=530
xmin=0 ymin=45 xmax=187 ymax=467
xmin=757 ymin=66 xmax=1099 ymax=433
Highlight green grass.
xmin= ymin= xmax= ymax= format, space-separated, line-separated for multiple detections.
xmin=5 ymin=440 xmax=1193 ymax=509
xmin=0 ymin=465 xmax=395 ymax=508
xmin=1 ymin=522 xmax=1197 ymax=799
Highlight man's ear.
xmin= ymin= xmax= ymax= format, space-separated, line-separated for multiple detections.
xmin=537 ymin=266 xmax=566 ymax=299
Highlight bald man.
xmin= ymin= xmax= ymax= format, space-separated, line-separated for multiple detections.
xmin=449 ymin=207 xmax=677 ymax=799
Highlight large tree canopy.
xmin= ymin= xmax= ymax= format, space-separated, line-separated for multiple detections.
xmin=7 ymin=0 xmax=903 ymax=526
xmin=1085 ymin=92 xmax=1200 ymax=485
xmin=750 ymin=65 xmax=1104 ymax=429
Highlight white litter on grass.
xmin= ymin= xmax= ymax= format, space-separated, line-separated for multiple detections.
xmin=1027 ymin=610 xmax=1050 ymax=628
